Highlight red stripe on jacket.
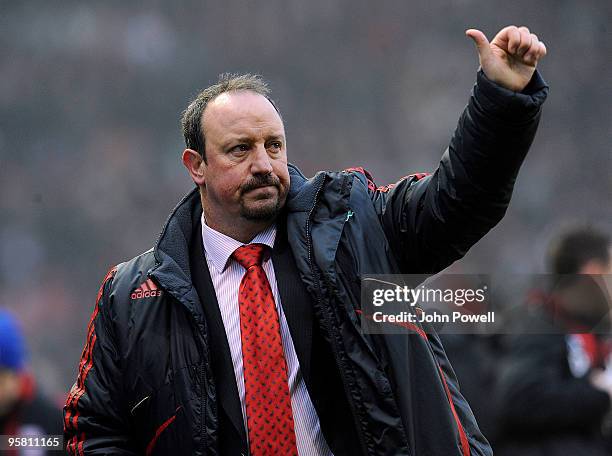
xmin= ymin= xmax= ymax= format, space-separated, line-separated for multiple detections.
xmin=357 ymin=308 xmax=471 ymax=455
xmin=438 ymin=365 xmax=471 ymax=456
xmin=64 ymin=266 xmax=117 ymax=456
xmin=145 ymin=407 xmax=182 ymax=456
xmin=343 ymin=166 xmax=432 ymax=193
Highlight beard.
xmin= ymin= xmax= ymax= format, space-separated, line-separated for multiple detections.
xmin=240 ymin=197 xmax=282 ymax=221
xmin=239 ymin=173 xmax=286 ymax=222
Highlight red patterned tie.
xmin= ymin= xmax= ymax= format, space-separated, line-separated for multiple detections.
xmin=232 ymin=243 xmax=298 ymax=456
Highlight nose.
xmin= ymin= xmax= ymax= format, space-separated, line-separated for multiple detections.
xmin=250 ymin=144 xmax=273 ymax=175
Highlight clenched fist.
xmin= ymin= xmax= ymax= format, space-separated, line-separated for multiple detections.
xmin=466 ymin=25 xmax=547 ymax=92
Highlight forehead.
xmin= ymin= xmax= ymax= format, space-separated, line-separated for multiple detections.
xmin=202 ymin=91 xmax=285 ymax=144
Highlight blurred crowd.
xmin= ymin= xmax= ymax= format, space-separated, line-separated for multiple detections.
xmin=0 ymin=0 xmax=611 ymax=453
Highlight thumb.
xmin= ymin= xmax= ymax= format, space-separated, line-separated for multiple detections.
xmin=465 ymin=29 xmax=492 ymax=62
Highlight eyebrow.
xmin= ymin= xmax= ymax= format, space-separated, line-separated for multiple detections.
xmin=221 ymin=134 xmax=285 ymax=149
xmin=265 ymin=134 xmax=285 ymax=142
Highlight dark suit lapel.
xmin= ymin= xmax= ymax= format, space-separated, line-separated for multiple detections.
xmin=190 ymin=218 xmax=247 ymax=448
xmin=272 ymin=222 xmax=313 ymax=382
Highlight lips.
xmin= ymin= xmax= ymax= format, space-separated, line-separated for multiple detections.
xmin=245 ymin=185 xmax=276 ymax=194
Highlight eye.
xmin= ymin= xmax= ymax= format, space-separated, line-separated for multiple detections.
xmin=268 ymin=141 xmax=283 ymax=151
xmin=230 ymin=144 xmax=249 ymax=154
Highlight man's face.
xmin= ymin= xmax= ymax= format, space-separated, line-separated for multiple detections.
xmin=0 ymin=369 xmax=20 ymax=417
xmin=199 ymin=91 xmax=289 ymax=226
xmin=580 ymin=258 xmax=612 ymax=275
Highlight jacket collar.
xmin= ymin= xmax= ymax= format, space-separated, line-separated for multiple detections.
xmin=150 ymin=187 xmax=204 ymax=322
xmin=286 ymin=163 xmax=327 ymax=213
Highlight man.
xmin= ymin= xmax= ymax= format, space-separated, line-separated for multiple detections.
xmin=64 ymin=25 xmax=548 ymax=455
xmin=0 ymin=310 xmax=62 ymax=455
xmin=495 ymin=227 xmax=612 ymax=456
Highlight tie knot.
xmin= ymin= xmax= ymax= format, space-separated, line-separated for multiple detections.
xmin=232 ymin=243 xmax=268 ymax=269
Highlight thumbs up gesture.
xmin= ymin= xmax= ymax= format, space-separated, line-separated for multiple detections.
xmin=466 ymin=25 xmax=547 ymax=92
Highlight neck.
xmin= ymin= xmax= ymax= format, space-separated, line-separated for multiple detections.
xmin=208 ymin=219 xmax=274 ymax=244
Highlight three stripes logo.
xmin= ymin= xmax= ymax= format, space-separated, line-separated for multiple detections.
xmin=131 ymin=278 xmax=162 ymax=300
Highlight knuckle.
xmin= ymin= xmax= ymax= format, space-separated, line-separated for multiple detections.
xmin=520 ymin=36 xmax=532 ymax=49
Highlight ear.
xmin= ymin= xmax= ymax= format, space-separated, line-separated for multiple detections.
xmin=182 ymin=149 xmax=206 ymax=186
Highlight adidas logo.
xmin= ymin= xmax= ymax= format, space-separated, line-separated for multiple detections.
xmin=131 ymin=278 xmax=162 ymax=300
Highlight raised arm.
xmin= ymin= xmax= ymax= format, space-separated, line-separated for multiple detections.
xmin=359 ymin=25 xmax=549 ymax=273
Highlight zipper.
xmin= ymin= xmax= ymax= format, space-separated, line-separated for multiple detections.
xmin=148 ymin=188 xmax=214 ymax=455
xmin=184 ymin=311 xmax=210 ymax=456
xmin=305 ymin=175 xmax=370 ymax=455
xmin=149 ymin=270 xmax=212 ymax=455
xmin=188 ymin=312 xmax=210 ymax=455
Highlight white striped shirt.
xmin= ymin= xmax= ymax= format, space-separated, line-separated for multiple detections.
xmin=201 ymin=215 xmax=333 ymax=456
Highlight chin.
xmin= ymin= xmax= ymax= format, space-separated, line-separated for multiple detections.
xmin=240 ymin=198 xmax=282 ymax=222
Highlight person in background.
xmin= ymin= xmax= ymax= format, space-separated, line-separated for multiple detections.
xmin=495 ymin=226 xmax=612 ymax=456
xmin=0 ymin=309 xmax=62 ymax=455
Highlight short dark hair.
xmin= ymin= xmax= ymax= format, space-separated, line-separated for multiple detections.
xmin=547 ymin=226 xmax=611 ymax=274
xmin=181 ymin=73 xmax=279 ymax=161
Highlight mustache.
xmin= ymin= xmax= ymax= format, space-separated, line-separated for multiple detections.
xmin=240 ymin=174 xmax=281 ymax=194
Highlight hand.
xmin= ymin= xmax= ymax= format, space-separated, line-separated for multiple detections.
xmin=590 ymin=368 xmax=612 ymax=401
xmin=466 ymin=25 xmax=547 ymax=92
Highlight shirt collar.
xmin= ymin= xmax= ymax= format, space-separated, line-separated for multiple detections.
xmin=201 ymin=213 xmax=276 ymax=273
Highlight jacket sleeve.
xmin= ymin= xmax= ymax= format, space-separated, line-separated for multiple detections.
xmin=355 ymin=70 xmax=549 ymax=274
xmin=63 ymin=267 xmax=137 ymax=455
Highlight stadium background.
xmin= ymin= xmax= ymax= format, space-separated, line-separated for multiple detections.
xmin=0 ymin=0 xmax=610 ymax=409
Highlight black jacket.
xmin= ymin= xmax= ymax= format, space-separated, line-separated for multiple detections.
xmin=64 ymin=70 xmax=548 ymax=455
